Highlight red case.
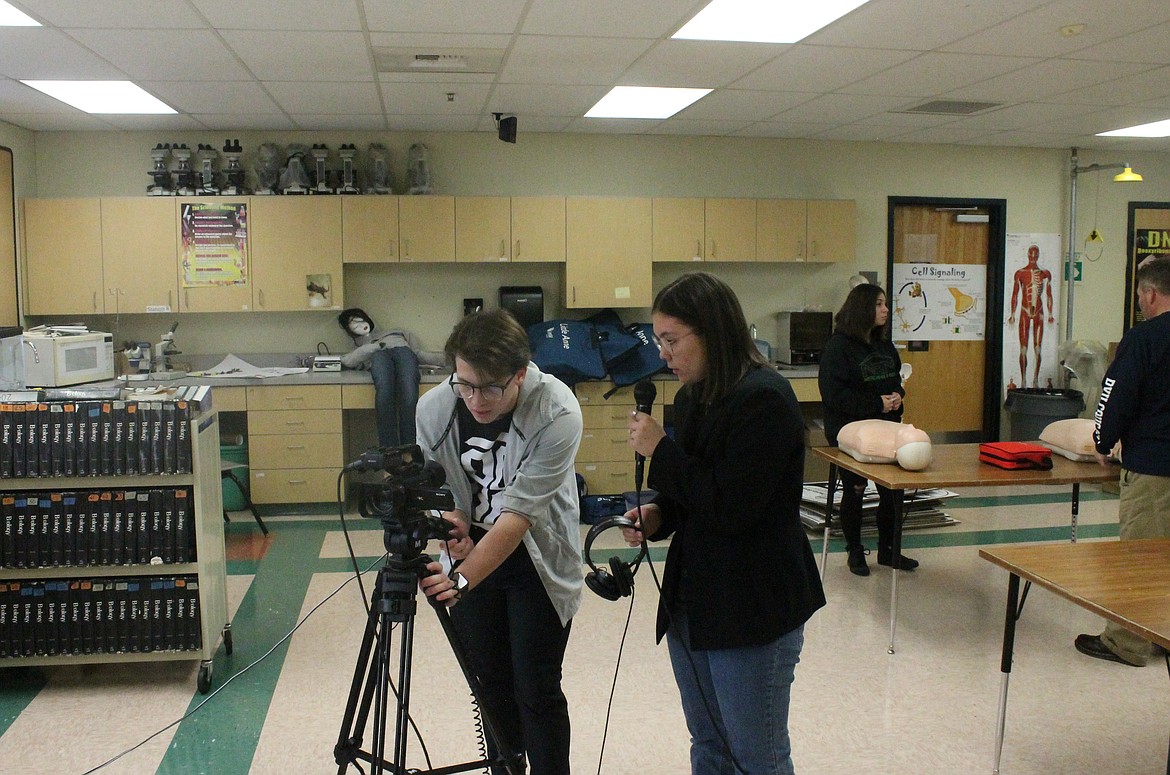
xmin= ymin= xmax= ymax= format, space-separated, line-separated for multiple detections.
xmin=979 ymin=441 xmax=1053 ymax=470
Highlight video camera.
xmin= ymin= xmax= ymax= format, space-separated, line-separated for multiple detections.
xmin=347 ymin=444 xmax=456 ymax=556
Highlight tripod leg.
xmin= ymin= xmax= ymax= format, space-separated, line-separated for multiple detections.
xmin=335 ymin=573 xmax=384 ymax=774
xmin=427 ymin=595 xmax=527 ymax=775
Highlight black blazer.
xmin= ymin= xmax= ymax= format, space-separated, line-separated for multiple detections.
xmin=647 ymin=366 xmax=825 ymax=650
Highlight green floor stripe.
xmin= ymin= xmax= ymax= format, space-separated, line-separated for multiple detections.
xmin=157 ymin=522 xmax=326 ymax=775
xmin=0 ymin=665 xmax=47 ymax=737
xmin=947 ymin=490 xmax=1117 ymax=509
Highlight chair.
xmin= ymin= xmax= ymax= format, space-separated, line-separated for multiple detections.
xmin=221 ymin=459 xmax=268 ymax=535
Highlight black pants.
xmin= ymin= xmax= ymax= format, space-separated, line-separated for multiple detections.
xmin=837 ymin=467 xmax=903 ymax=552
xmin=450 ymin=540 xmax=572 ymax=775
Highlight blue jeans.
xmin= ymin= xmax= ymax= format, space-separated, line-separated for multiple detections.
xmin=449 ymin=541 xmax=572 ymax=775
xmin=368 ymin=346 xmax=420 ymax=448
xmin=666 ymin=613 xmax=804 ymax=775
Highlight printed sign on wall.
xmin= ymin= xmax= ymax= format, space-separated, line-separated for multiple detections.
xmin=1002 ymin=233 xmax=1062 ymax=394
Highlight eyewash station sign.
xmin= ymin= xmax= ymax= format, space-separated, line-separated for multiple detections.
xmin=891 ymin=263 xmax=986 ymax=341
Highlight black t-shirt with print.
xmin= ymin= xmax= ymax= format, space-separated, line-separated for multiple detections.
xmin=455 ymin=400 xmax=514 ymax=527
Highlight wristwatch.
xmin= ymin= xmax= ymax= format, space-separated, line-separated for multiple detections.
xmin=450 ymin=571 xmax=469 ymax=602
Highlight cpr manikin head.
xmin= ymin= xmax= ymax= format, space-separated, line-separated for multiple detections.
xmin=338 ymin=308 xmax=374 ymax=340
xmin=836 ymin=419 xmax=933 ymax=471
xmin=893 ymin=424 xmax=932 ymax=471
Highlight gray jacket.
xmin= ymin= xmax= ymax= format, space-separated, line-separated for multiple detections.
xmin=415 ymin=363 xmax=584 ymax=626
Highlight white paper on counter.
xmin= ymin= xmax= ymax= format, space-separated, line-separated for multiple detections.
xmin=187 ymin=353 xmax=309 ymax=379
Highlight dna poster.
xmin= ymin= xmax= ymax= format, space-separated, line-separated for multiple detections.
xmin=890 ymin=262 xmax=986 ymax=342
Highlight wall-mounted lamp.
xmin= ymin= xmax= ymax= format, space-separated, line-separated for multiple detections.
xmin=492 ymin=112 xmax=517 ymax=143
xmin=1065 ymin=147 xmax=1143 ymax=340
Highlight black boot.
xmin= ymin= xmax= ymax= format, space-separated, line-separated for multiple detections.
xmin=847 ymin=546 xmax=870 ymax=576
xmin=877 ymin=547 xmax=919 ymax=571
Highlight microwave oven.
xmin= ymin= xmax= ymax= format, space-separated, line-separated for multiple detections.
xmin=775 ymin=311 xmax=833 ymax=365
xmin=23 ymin=331 xmax=116 ymax=387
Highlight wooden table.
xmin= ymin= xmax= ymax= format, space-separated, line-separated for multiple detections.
xmin=811 ymin=443 xmax=1119 ymax=653
xmin=980 ymin=539 xmax=1170 ymax=774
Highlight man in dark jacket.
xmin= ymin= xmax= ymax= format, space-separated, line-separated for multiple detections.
xmin=1075 ymin=256 xmax=1170 ymax=666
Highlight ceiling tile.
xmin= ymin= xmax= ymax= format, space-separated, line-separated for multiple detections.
xmin=1053 ymin=66 xmax=1170 ymax=106
xmin=485 ymin=83 xmax=604 ymax=117
xmin=66 ymin=29 xmax=254 ymax=81
xmin=383 ymin=114 xmax=480 ymax=132
xmin=288 ymin=114 xmax=388 ymax=131
xmin=189 ymin=113 xmax=298 ymax=131
xmin=17 ymin=0 xmax=208 ymax=28
xmin=734 ymin=122 xmax=838 ymax=138
xmin=1067 ymin=22 xmax=1170 ymax=65
xmin=363 ymin=0 xmax=527 ymax=34
xmin=646 ymin=118 xmax=757 ymax=136
xmin=0 ymin=28 xmax=128 ymax=80
xmin=140 ymin=81 xmax=284 ymax=115
xmin=842 ymin=52 xmax=1042 ymax=98
xmin=97 ymin=113 xmax=209 ymax=131
xmin=732 ymin=45 xmax=914 ymax=93
xmin=771 ymin=93 xmax=904 ymax=124
xmin=368 ymin=32 xmax=513 ymax=50
xmin=380 ymin=81 xmax=492 ymax=115
xmin=218 ymin=30 xmax=373 ymax=81
xmin=190 ymin=0 xmax=364 ymax=30
xmin=947 ymin=58 xmax=1155 ymax=104
xmin=622 ymin=40 xmax=787 ymax=89
xmin=0 ymin=77 xmax=80 ymax=112
xmin=676 ymin=89 xmax=814 ymax=122
xmin=500 ymin=36 xmax=651 ymax=85
xmin=521 ymin=0 xmax=697 ymax=38
xmin=264 ymin=81 xmax=383 ymax=114
xmin=0 ymin=112 xmax=120 ymax=130
xmin=808 ymin=0 xmax=1050 ymax=50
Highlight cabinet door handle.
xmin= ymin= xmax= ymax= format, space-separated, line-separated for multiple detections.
xmin=286 ymin=444 xmax=306 ymax=450
xmin=282 ymin=397 xmax=306 ymax=404
xmin=811 ymin=240 xmax=818 ymax=258
xmin=92 ymin=291 xmax=98 ymax=312
xmin=695 ymin=239 xmax=702 ymax=260
xmin=404 ymin=239 xmax=411 ymax=258
xmin=797 ymin=239 xmax=805 ymax=258
xmin=709 ymin=239 xmax=716 ymax=259
xmin=287 ymin=479 xmax=307 ymax=485
xmin=185 ymin=289 xmax=189 ymax=309
xmin=285 ymin=420 xmax=306 ymax=426
xmin=258 ymin=288 xmax=265 ymax=307
xmin=168 ymin=289 xmax=172 ymax=309
xmin=515 ymin=239 xmax=520 ymax=259
xmin=500 ymin=239 xmax=506 ymax=259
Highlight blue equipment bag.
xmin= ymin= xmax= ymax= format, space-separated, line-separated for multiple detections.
xmin=527 ymin=320 xmax=607 ymax=386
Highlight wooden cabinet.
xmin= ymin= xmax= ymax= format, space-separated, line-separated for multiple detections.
xmin=249 ymin=197 xmax=343 ymax=310
xmin=246 ymin=385 xmax=343 ymax=504
xmin=101 ymin=197 xmax=178 ymax=313
xmin=653 ymin=198 xmax=756 ymax=262
xmin=565 ymin=197 xmax=652 ymax=308
xmin=574 ymin=380 xmax=665 ymax=495
xmin=757 ymin=199 xmax=855 ymax=263
xmin=22 ymin=198 xmax=104 ymax=315
xmin=342 ymin=196 xmax=399 ymax=263
xmin=511 ymin=196 xmax=565 ymax=262
xmin=399 ymin=196 xmax=455 ymax=263
xmin=0 ymin=405 xmax=230 ymax=694
xmin=1 ymin=149 xmax=16 ymax=327
xmin=456 ymin=196 xmax=511 ymax=262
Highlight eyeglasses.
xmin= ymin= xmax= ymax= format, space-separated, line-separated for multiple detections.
xmin=653 ymin=331 xmax=696 ymax=354
xmin=450 ymin=374 xmax=515 ymax=402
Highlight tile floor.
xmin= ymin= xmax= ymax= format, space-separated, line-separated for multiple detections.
xmin=2 ymin=482 xmax=1168 ymax=775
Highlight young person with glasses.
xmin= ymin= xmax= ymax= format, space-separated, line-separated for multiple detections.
xmin=623 ymin=271 xmax=825 ymax=775
xmin=417 ymin=309 xmax=583 ymax=775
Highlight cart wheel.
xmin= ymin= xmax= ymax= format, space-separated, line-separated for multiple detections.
xmin=198 ymin=663 xmax=212 ymax=694
xmin=223 ymin=626 xmax=234 ymax=656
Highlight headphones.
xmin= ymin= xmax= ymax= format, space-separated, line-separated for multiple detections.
xmin=584 ymin=516 xmax=648 ymax=601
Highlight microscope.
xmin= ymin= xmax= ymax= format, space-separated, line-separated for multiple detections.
xmin=172 ymin=144 xmax=199 ymax=196
xmin=311 ymin=144 xmax=334 ymax=194
xmin=147 ymin=143 xmax=174 ymax=195
xmin=221 ymin=138 xmax=248 ymax=195
xmin=151 ymin=322 xmax=186 ymax=380
xmin=337 ymin=143 xmax=360 ymax=194
xmin=196 ymin=143 xmax=221 ymax=195
xmin=365 ymin=143 xmax=393 ymax=194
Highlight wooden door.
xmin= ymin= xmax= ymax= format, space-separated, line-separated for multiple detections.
xmin=511 ymin=196 xmax=565 ymax=262
xmin=399 ymin=196 xmax=454 ymax=263
xmin=892 ymin=203 xmax=990 ymax=438
xmin=756 ymin=199 xmax=806 ymax=262
xmin=23 ymin=198 xmax=105 ymax=314
xmin=806 ymin=200 xmax=856 ymax=263
xmin=652 ymin=197 xmax=705 ymax=262
xmin=101 ymin=197 xmax=178 ymax=313
xmin=565 ymin=197 xmax=652 ymax=308
xmin=342 ymin=196 xmax=399 ymax=263
xmin=455 ymin=196 xmax=510 ymax=262
xmin=250 ymin=197 xmax=343 ymax=310
xmin=1 ymin=147 xmax=15 ymax=326
xmin=704 ymin=198 xmax=755 ymax=262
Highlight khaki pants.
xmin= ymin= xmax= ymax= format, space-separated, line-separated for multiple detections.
xmin=1100 ymin=468 xmax=1170 ymax=665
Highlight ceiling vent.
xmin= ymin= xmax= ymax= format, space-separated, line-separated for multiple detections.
xmin=896 ymin=99 xmax=1001 ymax=116
xmin=374 ymin=47 xmax=504 ymax=75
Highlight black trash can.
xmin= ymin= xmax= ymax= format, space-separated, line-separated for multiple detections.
xmin=1003 ymin=388 xmax=1085 ymax=441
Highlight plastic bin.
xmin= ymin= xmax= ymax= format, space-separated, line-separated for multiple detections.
xmin=1003 ymin=388 xmax=1085 ymax=441
xmin=220 ymin=443 xmax=249 ymax=511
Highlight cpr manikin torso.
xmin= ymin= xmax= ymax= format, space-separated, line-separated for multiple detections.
xmin=836 ymin=420 xmax=933 ymax=471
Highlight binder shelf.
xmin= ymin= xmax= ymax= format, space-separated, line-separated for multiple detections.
xmin=1 ymin=402 xmax=230 ymax=694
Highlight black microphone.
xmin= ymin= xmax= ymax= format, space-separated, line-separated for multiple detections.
xmin=633 ymin=380 xmax=657 ymax=490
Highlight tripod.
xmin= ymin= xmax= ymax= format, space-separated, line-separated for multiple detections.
xmin=333 ymin=548 xmax=524 ymax=775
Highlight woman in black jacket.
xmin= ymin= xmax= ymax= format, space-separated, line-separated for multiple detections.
xmin=818 ymin=282 xmax=918 ymax=576
xmin=624 ymin=272 xmax=825 ymax=775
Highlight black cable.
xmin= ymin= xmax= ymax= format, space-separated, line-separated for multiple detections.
xmin=594 ymin=584 xmax=638 ymax=775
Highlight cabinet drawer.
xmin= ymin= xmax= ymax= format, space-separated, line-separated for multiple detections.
xmin=577 ymin=427 xmax=634 ymax=463
xmin=575 ymin=381 xmax=632 ymax=405
xmin=245 ymin=384 xmax=341 ymax=411
xmin=581 ymin=404 xmax=663 ymax=428
xmin=249 ymin=408 xmax=341 ymax=435
xmin=342 ymin=380 xmax=444 ymax=410
xmin=251 ymin=467 xmax=339 ymax=503
xmin=577 ymin=461 xmax=638 ymax=496
xmin=249 ymin=433 xmax=343 ymax=468
xmin=214 ymin=386 xmax=248 ymax=412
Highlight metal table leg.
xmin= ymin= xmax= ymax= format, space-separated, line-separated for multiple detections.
xmin=1070 ymin=482 xmax=1080 ymax=543
xmin=888 ymin=488 xmax=906 ymax=654
xmin=993 ymin=573 xmax=1023 ymax=774
xmin=820 ymin=463 xmax=838 ymax=581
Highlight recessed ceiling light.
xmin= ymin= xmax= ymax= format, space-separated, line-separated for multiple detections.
xmin=586 ymin=86 xmax=712 ymax=120
xmin=1097 ymin=118 xmax=1170 ymax=138
xmin=0 ymin=0 xmax=39 ymax=25
xmin=20 ymin=81 xmax=177 ymax=114
xmin=673 ymin=0 xmax=871 ymax=44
